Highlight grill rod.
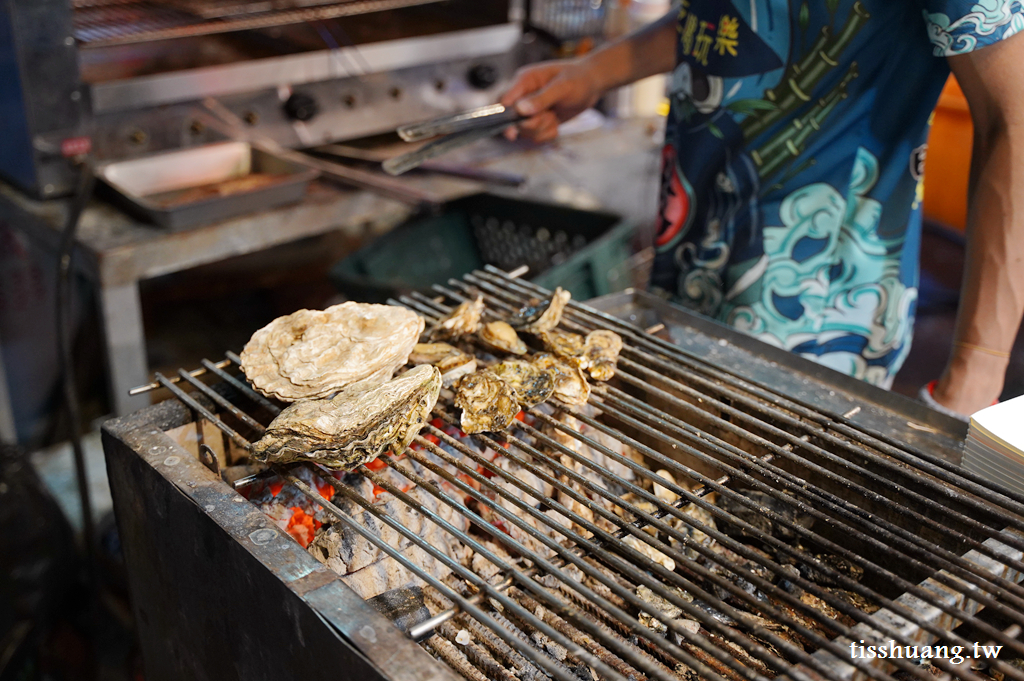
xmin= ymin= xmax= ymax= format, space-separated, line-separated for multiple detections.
xmin=452 ymin=274 xmax=1024 ymax=610
xmin=150 ymin=278 xmax=1024 ymax=681
xmin=168 ymin=350 xmax=939 ymax=681
xmin=281 ymin=470 xmax=623 ymax=681
xmin=399 ymin=292 xmax=1024 ymax=681
xmin=409 ymin=414 xmax=951 ymax=681
xmin=596 ymin=381 xmax=1024 ymax=612
xmin=476 ymin=265 xmax=1024 ymax=520
xmin=455 ymin=274 xmax=1024 ymax=559
xmin=167 ymin=355 xmax=759 ymax=679
xmin=414 ymin=280 xmax=1024 ymax=678
xmin=73 ymin=0 xmax=444 ymax=47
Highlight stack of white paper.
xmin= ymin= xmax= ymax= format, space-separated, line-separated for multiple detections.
xmin=963 ymin=395 xmax=1024 ymax=495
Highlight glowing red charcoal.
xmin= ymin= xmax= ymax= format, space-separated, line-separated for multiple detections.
xmin=285 ymin=507 xmax=322 ymax=547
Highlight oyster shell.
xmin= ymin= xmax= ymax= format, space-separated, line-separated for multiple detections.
xmin=409 ymin=342 xmax=477 ymax=387
xmin=510 ymin=287 xmax=571 ymax=333
xmin=454 ymin=370 xmax=520 ymax=434
xmin=479 ymin=321 xmax=528 ymax=355
xmin=532 ymin=353 xmax=590 ymax=405
xmin=250 ymin=365 xmax=441 ymax=469
xmin=538 ymin=329 xmax=586 ymax=365
xmin=490 ymin=359 xmax=555 ymax=407
xmin=583 ymin=330 xmax=623 ymax=381
xmin=433 ymin=295 xmax=484 ymax=339
xmin=241 ymin=302 xmax=424 ymax=401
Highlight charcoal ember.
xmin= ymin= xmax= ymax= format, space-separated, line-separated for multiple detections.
xmin=433 ymin=295 xmax=485 ymax=339
xmin=669 ymin=501 xmax=717 ymax=562
xmin=636 ymin=584 xmax=692 ymax=635
xmin=690 ymin=598 xmax=736 ymax=626
xmin=367 ymin=586 xmax=431 ymax=635
xmin=823 ymin=587 xmax=880 ymax=614
xmin=510 ymin=287 xmax=571 ymax=334
xmin=775 ymin=564 xmax=803 ymax=595
xmin=797 ymin=552 xmax=864 ymax=587
xmin=623 ymin=534 xmax=675 ymax=572
xmin=576 ymin=414 xmax=644 ymax=489
xmin=308 ymin=481 xmax=467 ymax=576
xmin=240 ymin=301 xmax=424 ymax=401
xmin=339 ymin=540 xmax=458 ymax=601
xmin=251 ymin=365 xmax=441 ymax=469
xmin=715 ymin=490 xmax=814 ymax=542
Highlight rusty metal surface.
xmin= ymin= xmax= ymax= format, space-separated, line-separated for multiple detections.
xmin=102 ymin=401 xmax=458 ymax=681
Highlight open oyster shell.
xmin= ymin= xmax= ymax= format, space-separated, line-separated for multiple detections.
xmin=583 ymin=330 xmax=623 ymax=381
xmin=479 ymin=321 xmax=528 ymax=355
xmin=250 ymin=365 xmax=441 ymax=469
xmin=533 ymin=353 xmax=590 ymax=405
xmin=409 ymin=342 xmax=477 ymax=387
xmin=241 ymin=302 xmax=424 ymax=401
xmin=454 ymin=369 xmax=520 ymax=434
xmin=511 ymin=287 xmax=571 ymax=334
xmin=490 ymin=359 xmax=555 ymax=407
xmin=432 ymin=295 xmax=484 ymax=339
xmin=538 ymin=329 xmax=587 ymax=366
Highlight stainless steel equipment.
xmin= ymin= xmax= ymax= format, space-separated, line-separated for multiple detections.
xmin=1 ymin=0 xmax=522 ymax=198
xmin=95 ymin=141 xmax=319 ymax=229
xmin=102 ymin=268 xmax=1024 ymax=681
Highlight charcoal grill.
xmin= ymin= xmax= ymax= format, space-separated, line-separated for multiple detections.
xmin=102 ymin=267 xmax=1024 ymax=681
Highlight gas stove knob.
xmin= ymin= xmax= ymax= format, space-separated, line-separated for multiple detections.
xmin=467 ymin=63 xmax=498 ymax=90
xmin=284 ymin=93 xmax=319 ymax=122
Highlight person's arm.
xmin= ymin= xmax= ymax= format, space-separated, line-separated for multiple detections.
xmin=500 ymin=12 xmax=678 ymax=142
xmin=931 ymin=37 xmax=1024 ymax=414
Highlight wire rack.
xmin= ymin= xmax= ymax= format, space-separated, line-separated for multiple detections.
xmin=141 ymin=266 xmax=1024 ymax=681
xmin=72 ymin=0 xmax=446 ymax=47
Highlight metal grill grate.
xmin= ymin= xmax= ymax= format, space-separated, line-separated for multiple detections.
xmin=136 ymin=267 xmax=1024 ymax=681
xmin=72 ymin=0 xmax=446 ymax=47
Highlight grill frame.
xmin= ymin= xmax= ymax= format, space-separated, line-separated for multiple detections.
xmin=103 ymin=271 xmax=1024 ymax=681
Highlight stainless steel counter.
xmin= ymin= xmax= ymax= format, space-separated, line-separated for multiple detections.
xmin=0 ymin=116 xmax=663 ymax=433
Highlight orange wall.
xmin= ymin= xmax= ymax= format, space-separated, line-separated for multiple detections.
xmin=923 ymin=76 xmax=973 ymax=232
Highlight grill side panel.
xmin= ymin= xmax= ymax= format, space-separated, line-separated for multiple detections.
xmin=102 ymin=408 xmax=455 ymax=681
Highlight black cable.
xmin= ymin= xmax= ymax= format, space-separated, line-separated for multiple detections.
xmin=55 ymin=163 xmax=98 ymax=585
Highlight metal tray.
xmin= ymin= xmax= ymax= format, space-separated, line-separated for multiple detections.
xmin=587 ymin=288 xmax=968 ymax=459
xmin=96 ymin=142 xmax=320 ymax=230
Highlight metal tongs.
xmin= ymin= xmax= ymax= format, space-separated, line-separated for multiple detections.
xmin=383 ymin=104 xmax=522 ymax=176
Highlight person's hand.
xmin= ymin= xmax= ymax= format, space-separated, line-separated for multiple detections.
xmin=499 ymin=59 xmax=605 ymax=143
xmin=930 ymin=346 xmax=1008 ymax=416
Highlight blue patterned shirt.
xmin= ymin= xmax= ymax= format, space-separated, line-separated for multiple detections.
xmin=651 ymin=0 xmax=1024 ymax=386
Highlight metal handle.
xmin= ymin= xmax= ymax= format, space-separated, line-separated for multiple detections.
xmin=397 ymin=104 xmax=521 ymax=142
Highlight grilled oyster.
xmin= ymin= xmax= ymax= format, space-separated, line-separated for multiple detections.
xmin=454 ymin=370 xmax=519 ymax=434
xmin=510 ymin=287 xmax=571 ymax=333
xmin=538 ymin=329 xmax=586 ymax=365
xmin=241 ymin=302 xmax=424 ymax=401
xmin=409 ymin=343 xmax=477 ymax=387
xmin=433 ymin=295 xmax=484 ymax=339
xmin=583 ymin=330 xmax=623 ymax=381
xmin=479 ymin=321 xmax=528 ymax=355
xmin=250 ymin=365 xmax=441 ymax=469
xmin=532 ymin=354 xmax=590 ymax=405
xmin=490 ymin=359 xmax=554 ymax=407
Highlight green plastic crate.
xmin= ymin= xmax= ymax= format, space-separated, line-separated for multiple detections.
xmin=330 ymin=193 xmax=635 ymax=302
